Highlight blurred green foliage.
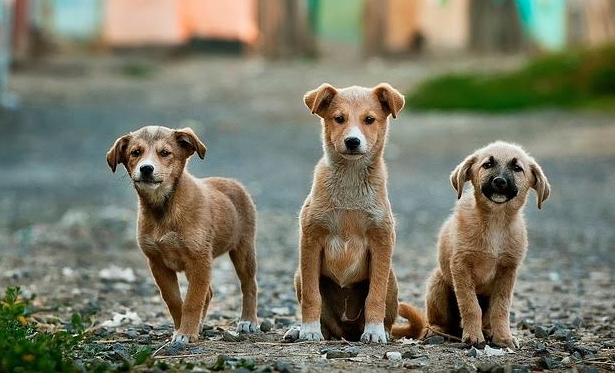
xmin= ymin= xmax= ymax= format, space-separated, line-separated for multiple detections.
xmin=406 ymin=44 xmax=615 ymax=112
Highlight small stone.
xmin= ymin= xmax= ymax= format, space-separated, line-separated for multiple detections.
xmin=424 ymin=335 xmax=445 ymax=345
xmin=534 ymin=326 xmax=550 ymax=338
xmin=385 ymin=351 xmax=402 ymax=361
xmin=452 ymin=362 xmax=473 ymax=373
xmin=324 ymin=347 xmax=360 ymax=359
xmin=571 ymin=351 xmax=583 ymax=361
xmin=401 ymin=347 xmax=426 ymax=359
xmin=570 ymin=344 xmax=598 ymax=357
xmin=577 ymin=365 xmax=599 ymax=373
xmin=516 ymin=319 xmax=532 ymax=330
xmin=124 ymin=329 xmax=139 ymax=338
xmin=283 ymin=326 xmax=300 ymax=342
xmin=222 ymin=331 xmax=246 ymax=342
xmin=534 ymin=341 xmax=549 ymax=356
xmin=511 ymin=365 xmax=530 ymax=373
xmin=551 ymin=328 xmax=573 ymax=341
xmin=403 ymin=357 xmax=428 ymax=369
xmin=535 ymin=356 xmax=558 ymax=370
xmin=260 ymin=319 xmax=273 ymax=332
xmin=466 ymin=347 xmax=480 ymax=357
xmin=273 ymin=360 xmax=294 ymax=373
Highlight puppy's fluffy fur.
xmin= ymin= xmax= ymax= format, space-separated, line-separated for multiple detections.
xmin=395 ymin=141 xmax=550 ymax=348
xmin=107 ymin=126 xmax=258 ymax=344
xmin=287 ymin=83 xmax=416 ymax=344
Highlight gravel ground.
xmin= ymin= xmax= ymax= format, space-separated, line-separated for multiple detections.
xmin=0 ymin=55 xmax=614 ymax=372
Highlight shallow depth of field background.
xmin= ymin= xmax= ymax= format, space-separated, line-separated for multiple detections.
xmin=0 ymin=1 xmax=614 ymax=372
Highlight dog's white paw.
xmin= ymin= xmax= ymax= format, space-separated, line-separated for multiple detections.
xmin=172 ymin=332 xmax=198 ymax=345
xmin=298 ymin=322 xmax=324 ymax=341
xmin=360 ymin=323 xmax=388 ymax=344
xmin=236 ymin=320 xmax=258 ymax=334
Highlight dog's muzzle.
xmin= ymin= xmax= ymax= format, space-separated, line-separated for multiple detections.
xmin=481 ymin=175 xmax=518 ymax=203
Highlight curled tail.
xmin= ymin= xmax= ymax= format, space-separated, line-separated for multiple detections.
xmin=391 ymin=302 xmax=427 ymax=339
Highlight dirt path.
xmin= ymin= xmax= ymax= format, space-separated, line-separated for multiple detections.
xmin=1 ymin=55 xmax=614 ymax=372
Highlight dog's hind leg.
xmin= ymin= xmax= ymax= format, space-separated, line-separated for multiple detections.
xmin=230 ymin=237 xmax=259 ymax=333
xmin=425 ymin=268 xmax=457 ymax=337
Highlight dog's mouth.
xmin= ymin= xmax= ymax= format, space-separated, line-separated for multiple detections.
xmin=481 ymin=185 xmax=518 ymax=204
xmin=134 ymin=178 xmax=163 ymax=186
xmin=339 ymin=151 xmax=366 ymax=160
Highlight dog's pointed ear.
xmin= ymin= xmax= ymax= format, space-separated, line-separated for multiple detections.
xmin=373 ymin=83 xmax=405 ymax=119
xmin=450 ymin=155 xmax=476 ymax=199
xmin=175 ymin=127 xmax=207 ymax=159
xmin=304 ymin=83 xmax=337 ymax=118
xmin=106 ymin=135 xmax=131 ymax=173
xmin=530 ymin=161 xmax=550 ymax=209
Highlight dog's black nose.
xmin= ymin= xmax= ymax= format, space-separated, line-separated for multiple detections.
xmin=140 ymin=164 xmax=154 ymax=175
xmin=492 ymin=176 xmax=507 ymax=189
xmin=344 ymin=137 xmax=361 ymax=150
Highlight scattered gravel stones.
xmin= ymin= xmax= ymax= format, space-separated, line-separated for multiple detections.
xmin=534 ymin=325 xmax=550 ymax=338
xmin=403 ymin=356 xmax=428 ymax=369
xmin=222 ymin=331 xmax=247 ymax=342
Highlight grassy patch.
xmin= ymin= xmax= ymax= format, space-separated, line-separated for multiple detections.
xmin=406 ymin=45 xmax=615 ymax=112
xmin=0 ymin=287 xmax=154 ymax=373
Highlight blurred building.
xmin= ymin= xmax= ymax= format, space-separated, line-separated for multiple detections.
xmin=1 ymin=0 xmax=615 ymax=60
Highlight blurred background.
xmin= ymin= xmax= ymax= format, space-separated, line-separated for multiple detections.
xmin=0 ymin=0 xmax=614 ymax=362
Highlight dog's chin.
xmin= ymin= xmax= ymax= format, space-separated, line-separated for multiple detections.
xmin=487 ymin=193 xmax=510 ymax=204
xmin=338 ymin=151 xmax=366 ymax=160
xmin=134 ymin=180 xmax=163 ymax=190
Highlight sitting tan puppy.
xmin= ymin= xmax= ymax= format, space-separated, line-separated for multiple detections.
xmin=405 ymin=141 xmax=550 ymax=348
xmin=106 ymin=126 xmax=258 ymax=344
xmin=286 ymin=83 xmax=405 ymax=343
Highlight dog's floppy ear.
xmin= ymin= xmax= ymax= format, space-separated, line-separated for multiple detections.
xmin=373 ymin=83 xmax=405 ymax=119
xmin=106 ymin=135 xmax=131 ymax=173
xmin=450 ymin=154 xmax=476 ymax=199
xmin=304 ymin=83 xmax=337 ymax=118
xmin=175 ymin=127 xmax=207 ymax=159
xmin=530 ymin=161 xmax=550 ymax=209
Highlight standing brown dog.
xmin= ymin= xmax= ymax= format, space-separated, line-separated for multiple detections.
xmin=285 ymin=83 xmax=406 ymax=343
xmin=395 ymin=141 xmax=550 ymax=348
xmin=106 ymin=126 xmax=259 ymax=345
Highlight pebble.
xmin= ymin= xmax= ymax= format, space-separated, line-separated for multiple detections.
xmin=403 ymin=357 xmax=428 ymax=369
xmin=551 ymin=328 xmax=573 ymax=341
xmin=534 ymin=341 xmax=549 ymax=356
xmin=273 ymin=360 xmax=294 ymax=373
xmin=535 ymin=356 xmax=558 ymax=370
xmin=577 ymin=365 xmax=599 ymax=373
xmin=466 ymin=347 xmax=480 ymax=357
xmin=282 ymin=326 xmax=299 ymax=342
xmin=448 ymin=342 xmax=470 ymax=349
xmin=385 ymin=351 xmax=402 ymax=361
xmin=274 ymin=317 xmax=293 ymax=326
xmin=401 ymin=347 xmax=426 ymax=359
xmin=222 ymin=331 xmax=247 ymax=342
xmin=323 ymin=346 xmax=360 ymax=359
xmin=534 ymin=325 xmax=550 ymax=338
xmin=423 ymin=335 xmax=445 ymax=345
xmin=260 ymin=319 xmax=273 ymax=332
xmin=452 ymin=362 xmax=473 ymax=373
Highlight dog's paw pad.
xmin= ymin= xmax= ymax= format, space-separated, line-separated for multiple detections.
xmin=236 ymin=320 xmax=258 ymax=334
xmin=360 ymin=323 xmax=388 ymax=344
xmin=298 ymin=322 xmax=324 ymax=341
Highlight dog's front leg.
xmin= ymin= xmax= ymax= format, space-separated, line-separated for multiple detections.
xmin=451 ymin=259 xmax=485 ymax=346
xmin=148 ymin=258 xmax=183 ymax=330
xmin=362 ymin=227 xmax=394 ymax=344
xmin=173 ymin=254 xmax=212 ymax=345
xmin=489 ymin=266 xmax=519 ymax=349
xmin=298 ymin=231 xmax=324 ymax=341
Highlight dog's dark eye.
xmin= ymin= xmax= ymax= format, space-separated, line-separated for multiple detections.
xmin=512 ymin=164 xmax=523 ymax=172
xmin=482 ymin=162 xmax=493 ymax=169
xmin=364 ymin=116 xmax=375 ymax=125
xmin=160 ymin=149 xmax=171 ymax=157
xmin=131 ymin=149 xmax=140 ymax=157
xmin=334 ymin=115 xmax=345 ymax=124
